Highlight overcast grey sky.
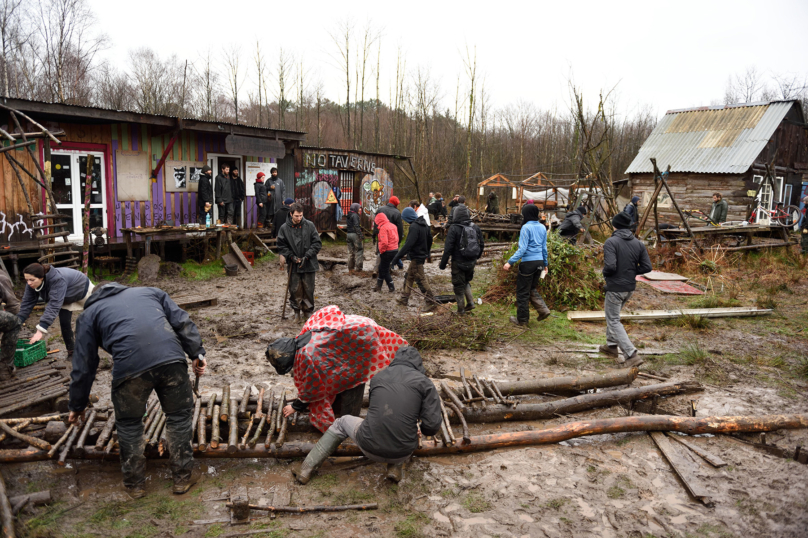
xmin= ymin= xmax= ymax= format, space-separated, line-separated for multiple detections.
xmin=90 ymin=0 xmax=808 ymax=119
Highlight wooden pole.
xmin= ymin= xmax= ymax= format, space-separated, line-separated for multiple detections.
xmin=227 ymin=398 xmax=238 ymax=453
xmin=0 ymin=468 xmax=14 ymax=538
xmin=0 ymin=421 xmax=51 ymax=451
xmin=81 ymin=155 xmax=94 ymax=274
xmin=210 ymin=405 xmax=221 ymax=449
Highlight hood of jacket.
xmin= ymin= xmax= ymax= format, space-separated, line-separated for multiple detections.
xmin=83 ymin=282 xmax=129 ymax=310
xmin=413 ymin=215 xmax=428 ymax=227
xmin=613 ymin=228 xmax=635 ymax=241
xmin=374 ymin=212 xmax=390 ymax=227
xmin=286 ymin=212 xmax=307 ymax=228
xmin=388 ymin=346 xmax=426 ymax=374
xmin=452 ymin=204 xmax=471 ymax=224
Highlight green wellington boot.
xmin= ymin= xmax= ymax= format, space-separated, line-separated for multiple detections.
xmin=292 ymin=430 xmax=343 ymax=485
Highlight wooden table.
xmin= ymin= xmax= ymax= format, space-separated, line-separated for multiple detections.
xmin=121 ymin=226 xmax=231 ymax=260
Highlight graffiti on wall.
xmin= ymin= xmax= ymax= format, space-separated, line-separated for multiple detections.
xmin=0 ymin=211 xmax=34 ymax=241
xmin=361 ymin=168 xmax=392 ymax=217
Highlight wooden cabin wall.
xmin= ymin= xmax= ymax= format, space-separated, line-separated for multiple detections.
xmin=0 ymin=141 xmax=44 ymax=243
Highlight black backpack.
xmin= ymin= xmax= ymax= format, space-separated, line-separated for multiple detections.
xmin=459 ymin=224 xmax=481 ymax=258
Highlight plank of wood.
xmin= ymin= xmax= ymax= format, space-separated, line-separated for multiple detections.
xmin=173 ymin=296 xmax=219 ymax=309
xmin=649 ymin=431 xmax=713 ymax=506
xmin=644 ymin=271 xmax=689 ymax=282
xmin=665 ymin=433 xmax=727 ymax=468
xmin=318 ymin=257 xmax=348 ymax=264
xmin=230 ymin=242 xmax=253 ymax=272
xmin=568 ymin=307 xmax=772 ymax=322
xmin=249 ymin=232 xmax=270 ymax=253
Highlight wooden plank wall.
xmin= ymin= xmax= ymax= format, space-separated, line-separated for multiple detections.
xmin=0 ymin=141 xmax=43 ymax=243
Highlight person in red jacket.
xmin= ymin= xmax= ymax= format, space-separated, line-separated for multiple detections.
xmin=374 ymin=212 xmax=399 ymax=292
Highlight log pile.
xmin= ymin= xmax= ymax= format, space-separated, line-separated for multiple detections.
xmin=0 ymin=360 xmax=69 ymax=417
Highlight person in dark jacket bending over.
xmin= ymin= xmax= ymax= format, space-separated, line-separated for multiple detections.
xmin=346 ymin=203 xmax=364 ymax=273
xmin=439 ymin=204 xmax=484 ymax=314
xmin=277 ymin=203 xmax=322 ymax=323
xmin=196 ymin=165 xmax=214 ymax=226
xmin=68 ymin=283 xmax=206 ymax=498
xmin=17 ymin=264 xmax=93 ymax=358
xmin=624 ymin=196 xmax=640 ymax=232
xmin=599 ymin=212 xmax=652 ymax=367
xmin=214 ymin=163 xmax=234 ymax=224
xmin=230 ymin=167 xmax=246 ymax=228
xmin=392 ymin=201 xmax=435 ymax=309
xmin=254 ymin=172 xmax=270 ymax=229
xmin=0 ymin=271 xmax=21 ymax=379
xmin=293 ymin=346 xmax=442 ymax=484
xmin=273 ymin=198 xmax=293 ymax=240
xmin=503 ymin=204 xmax=550 ymax=326
xmin=558 ymin=206 xmax=587 ymax=244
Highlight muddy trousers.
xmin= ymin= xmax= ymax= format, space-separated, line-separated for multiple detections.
xmin=515 ymin=260 xmax=548 ymax=323
xmin=288 ymin=271 xmax=316 ymax=314
xmin=57 ymin=309 xmax=75 ymax=352
xmin=604 ymin=291 xmax=636 ymax=358
xmin=377 ymin=251 xmax=398 ymax=289
xmin=401 ymin=260 xmax=433 ymax=301
xmin=346 ymin=233 xmax=364 ymax=271
xmin=111 ymin=362 xmax=194 ymax=489
xmin=218 ymin=203 xmax=234 ymax=224
xmin=0 ymin=312 xmax=21 ymax=366
xmin=327 ymin=416 xmax=411 ymax=464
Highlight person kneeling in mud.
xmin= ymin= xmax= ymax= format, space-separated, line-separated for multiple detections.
xmin=293 ymin=346 xmax=442 ymax=484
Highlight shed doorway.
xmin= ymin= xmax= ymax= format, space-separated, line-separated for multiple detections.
xmin=51 ymin=150 xmax=107 ymax=242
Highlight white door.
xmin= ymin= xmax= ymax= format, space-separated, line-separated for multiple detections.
xmin=51 ymin=151 xmax=107 ymax=242
xmin=208 ymin=154 xmax=242 ymax=225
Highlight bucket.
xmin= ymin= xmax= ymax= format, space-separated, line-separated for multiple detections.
xmin=244 ymin=252 xmax=254 ymax=266
xmin=224 ymin=264 xmax=239 ymax=276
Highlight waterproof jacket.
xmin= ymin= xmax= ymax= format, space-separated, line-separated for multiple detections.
xmin=273 ymin=206 xmax=291 ymax=236
xmin=231 ymin=175 xmax=246 ymax=202
xmin=392 ymin=216 xmax=432 ymax=265
xmin=486 ymin=194 xmax=499 ymax=214
xmin=375 ymin=213 xmax=399 ymax=254
xmin=197 ymin=173 xmax=214 ymax=208
xmin=602 ymin=229 xmax=653 ymax=292
xmin=446 ymin=203 xmax=467 ymax=226
xmin=18 ymin=267 xmax=90 ymax=331
xmin=355 ymin=346 xmax=442 ymax=459
xmin=0 ymin=272 xmax=19 ymax=315
xmin=373 ymin=202 xmax=404 ymax=245
xmin=623 ymin=203 xmax=638 ymax=226
xmin=277 ymin=214 xmax=322 ymax=273
xmin=709 ymin=199 xmax=728 ymax=224
xmin=428 ymin=199 xmax=447 ymax=218
xmin=559 ymin=208 xmax=585 ymax=236
xmin=69 ymin=283 xmax=205 ymax=412
xmin=254 ymin=181 xmax=268 ymax=206
xmin=346 ymin=210 xmax=362 ymax=235
xmin=214 ymin=173 xmax=233 ymax=204
xmin=439 ymin=205 xmax=484 ymax=270
xmin=508 ymin=220 xmax=548 ymax=265
xmin=268 ymin=176 xmax=285 ymax=213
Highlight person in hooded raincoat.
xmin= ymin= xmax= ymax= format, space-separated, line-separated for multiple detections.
xmin=276 ymin=202 xmax=321 ymax=323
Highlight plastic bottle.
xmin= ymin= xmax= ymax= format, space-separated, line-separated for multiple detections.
xmin=206 ymin=212 xmax=212 ymax=228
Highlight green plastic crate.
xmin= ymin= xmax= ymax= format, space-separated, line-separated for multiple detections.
xmin=14 ymin=339 xmax=47 ymax=368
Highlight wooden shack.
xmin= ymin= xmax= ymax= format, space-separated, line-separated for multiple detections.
xmin=625 ymin=100 xmax=808 ymax=222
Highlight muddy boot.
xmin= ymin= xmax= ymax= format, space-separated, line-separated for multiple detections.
xmin=302 ymin=311 xmax=312 ymax=323
xmin=173 ymin=469 xmax=201 ymax=495
xmin=530 ymin=291 xmax=551 ymax=321
xmin=387 ymin=282 xmax=395 ymax=293
xmin=126 ymin=485 xmax=147 ymax=500
xmin=509 ymin=316 xmax=527 ymax=326
xmin=293 ymin=311 xmax=301 ymax=323
xmin=374 ymin=280 xmax=383 ymax=293
xmin=454 ymin=294 xmax=466 ymax=315
xmin=463 ymin=285 xmax=475 ymax=313
xmin=386 ymin=462 xmax=404 ymax=483
xmin=622 ymin=351 xmax=644 ymax=369
xmin=598 ymin=344 xmax=619 ymax=357
xmin=292 ymin=430 xmax=343 ymax=485
xmin=397 ymin=296 xmax=409 ymax=307
xmin=423 ymin=294 xmax=437 ymax=312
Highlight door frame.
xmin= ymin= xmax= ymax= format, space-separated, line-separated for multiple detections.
xmin=207 ymin=153 xmax=242 ymax=225
xmin=51 ymin=148 xmax=108 ymax=242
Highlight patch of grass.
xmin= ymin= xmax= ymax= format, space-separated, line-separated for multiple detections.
xmin=180 ymin=259 xmax=225 ymax=281
xmin=681 ymin=342 xmax=709 ymax=365
xmin=89 ymin=501 xmax=132 ymax=524
xmin=22 ymin=502 xmax=70 ymax=537
xmin=755 ymin=295 xmax=777 ymax=309
xmin=606 ymin=486 xmax=625 ymax=499
xmin=394 ymin=513 xmax=428 ymax=538
xmin=204 ymin=523 xmax=224 ymax=538
xmin=797 ymin=357 xmax=808 ymax=380
xmin=333 ymin=488 xmax=374 ymax=505
xmin=586 ymin=465 xmax=597 ymax=473
xmin=146 ymin=497 xmax=198 ymax=521
xmin=544 ymin=498 xmax=568 ymax=510
xmin=678 ymin=314 xmax=711 ymax=330
xmin=310 ymin=473 xmax=338 ymax=491
xmin=440 ymin=488 xmax=458 ymax=498
xmin=174 ymin=526 xmax=189 ymax=535
xmin=688 ymin=294 xmax=741 ymax=309
xmin=462 ymin=492 xmax=492 ymax=513
xmin=686 ymin=523 xmax=735 ymax=538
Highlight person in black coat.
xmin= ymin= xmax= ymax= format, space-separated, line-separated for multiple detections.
xmin=272 ymin=198 xmax=293 ymax=239
xmin=439 ymin=205 xmax=484 ymax=314
xmin=214 ymin=163 xmax=234 ymax=224
xmin=346 ymin=203 xmax=364 ymax=272
xmin=293 ymin=346 xmax=442 ymax=484
xmin=254 ymin=173 xmax=270 ymax=229
xmin=276 ymin=203 xmax=322 ymax=323
xmin=428 ymin=192 xmax=447 ymax=221
xmin=392 ymin=202 xmax=434 ymax=309
xmin=230 ymin=167 xmax=246 ymax=227
xmin=196 ymin=165 xmax=213 ymax=225
xmin=68 ymin=283 xmax=206 ymax=498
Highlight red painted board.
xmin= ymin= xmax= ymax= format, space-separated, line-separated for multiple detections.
xmin=636 ymin=275 xmax=704 ymax=295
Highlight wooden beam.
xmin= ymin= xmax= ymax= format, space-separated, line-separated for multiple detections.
xmin=568 ymin=307 xmax=772 ymax=322
xmin=151 ymin=130 xmax=180 ymax=179
xmin=650 ymin=432 xmax=713 ymax=506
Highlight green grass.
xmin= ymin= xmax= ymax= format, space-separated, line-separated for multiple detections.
xmin=688 ymin=294 xmax=741 ymax=309
xmin=544 ymin=498 xmax=568 ymax=510
xmin=204 ymin=524 xmax=224 ymax=538
xmin=462 ymin=492 xmax=492 ymax=513
xmin=606 ymin=486 xmax=625 ymax=499
xmin=755 ymin=295 xmax=778 ymax=309
xmin=678 ymin=314 xmax=711 ymax=330
xmin=394 ymin=513 xmax=428 ymax=537
xmin=681 ymin=342 xmax=709 ymax=365
xmin=180 ymin=259 xmax=226 ymax=280
xmin=333 ymin=488 xmax=375 ymax=505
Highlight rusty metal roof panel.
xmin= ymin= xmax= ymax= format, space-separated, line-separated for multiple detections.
xmin=626 ymin=100 xmax=797 ymax=174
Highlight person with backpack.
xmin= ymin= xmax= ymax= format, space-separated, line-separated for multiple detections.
xmin=624 ymin=196 xmax=640 ymax=232
xmin=438 ymin=204 xmax=484 ymax=315
xmin=599 ymin=211 xmax=652 ymax=367
xmin=558 ymin=206 xmax=587 ymax=244
xmin=502 ymin=204 xmax=551 ymax=326
xmin=391 ymin=201 xmax=435 ymax=309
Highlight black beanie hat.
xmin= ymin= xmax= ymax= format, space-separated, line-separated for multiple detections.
xmin=522 ymin=204 xmax=540 ymax=222
xmin=578 ymin=206 xmax=588 ymax=215
xmin=612 ymin=211 xmax=633 ymax=230
xmin=201 ymin=165 xmax=212 ymax=174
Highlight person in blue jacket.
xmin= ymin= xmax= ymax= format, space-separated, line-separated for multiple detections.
xmin=502 ymin=204 xmax=551 ymax=326
xmin=17 ymin=263 xmax=93 ymax=357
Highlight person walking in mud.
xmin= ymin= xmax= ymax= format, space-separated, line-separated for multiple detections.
xmin=67 ymin=283 xmax=206 ymax=499
xmin=276 ymin=202 xmax=322 ymax=323
xmin=346 ymin=203 xmax=364 ymax=273
xmin=391 ymin=200 xmax=435 ymax=309
xmin=0 ymin=270 xmax=21 ymax=380
xmin=439 ymin=203 xmax=484 ymax=314
xmin=503 ymin=204 xmax=551 ymax=326
xmin=598 ymin=211 xmax=652 ymax=367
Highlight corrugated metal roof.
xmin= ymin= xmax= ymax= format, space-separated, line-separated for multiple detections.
xmin=625 ymin=100 xmax=798 ymax=174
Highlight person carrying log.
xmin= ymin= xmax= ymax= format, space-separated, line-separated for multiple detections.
xmin=291 ymin=345 xmax=442 ymax=484
xmin=392 ymin=201 xmax=434 ymax=309
xmin=0 ymin=271 xmax=20 ymax=379
xmin=502 ymin=204 xmax=551 ymax=326
xmin=598 ymin=212 xmax=652 ymax=367
xmin=68 ymin=283 xmax=206 ymax=499
xmin=265 ymin=305 xmax=407 ymax=434
xmin=17 ymin=263 xmax=93 ymax=359
xmin=277 ymin=202 xmax=322 ymax=324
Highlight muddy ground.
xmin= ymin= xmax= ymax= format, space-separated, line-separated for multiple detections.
xmin=6 ymin=239 xmax=808 ymax=538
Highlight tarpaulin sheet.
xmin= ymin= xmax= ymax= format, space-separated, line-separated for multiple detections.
xmin=636 ymin=275 xmax=704 ymax=295
xmin=295 ymin=305 xmax=408 ymax=432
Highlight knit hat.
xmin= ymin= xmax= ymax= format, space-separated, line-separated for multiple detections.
xmin=631 ymin=196 xmax=640 ymax=204
xmin=526 ymin=199 xmax=534 ymax=205
xmin=201 ymin=165 xmax=212 ymax=174
xmin=401 ymin=207 xmax=418 ymax=223
xmin=284 ymin=197 xmax=295 ymax=205
xmin=578 ymin=206 xmax=588 ymax=215
xmin=350 ymin=202 xmax=361 ymax=213
xmin=389 ymin=196 xmax=400 ymax=206
xmin=612 ymin=211 xmax=633 ymax=229
xmin=522 ymin=204 xmax=540 ymax=222
xmin=256 ymin=172 xmax=265 ymax=181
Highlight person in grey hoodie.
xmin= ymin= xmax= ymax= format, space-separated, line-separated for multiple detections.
xmin=599 ymin=211 xmax=652 ymax=367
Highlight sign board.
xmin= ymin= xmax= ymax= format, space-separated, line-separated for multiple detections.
xmin=244 ymin=161 xmax=277 ymax=196
xmin=302 ymin=151 xmax=377 ymax=173
xmin=325 ymin=189 xmax=338 ymax=204
xmin=116 ymin=150 xmax=150 ymax=201
xmin=165 ymin=160 xmax=205 ymax=192
xmin=225 ymin=135 xmax=285 ymax=159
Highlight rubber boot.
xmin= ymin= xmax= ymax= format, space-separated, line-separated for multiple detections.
xmin=530 ymin=291 xmax=551 ymax=321
xmin=387 ymin=282 xmax=395 ymax=292
xmin=397 ymin=295 xmax=409 ymax=307
xmin=464 ymin=285 xmax=475 ymax=313
xmin=386 ymin=462 xmax=404 ymax=483
xmin=293 ymin=311 xmax=301 ymax=323
xmin=374 ymin=280 xmax=383 ymax=292
xmin=423 ymin=293 xmax=437 ymax=312
xmin=509 ymin=316 xmax=527 ymax=326
xmin=292 ymin=430 xmax=344 ymax=485
xmin=454 ymin=294 xmax=466 ymax=315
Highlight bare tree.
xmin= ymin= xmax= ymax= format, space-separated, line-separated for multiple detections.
xmin=0 ymin=0 xmax=26 ymax=98
xmin=193 ymin=50 xmax=220 ymax=121
xmin=724 ymin=66 xmax=767 ymax=104
xmin=223 ymin=45 xmax=244 ymax=123
xmin=253 ymin=41 xmax=267 ymax=127
xmin=128 ymin=48 xmax=185 ymax=115
xmin=374 ymin=38 xmax=381 ymax=151
xmin=355 ymin=22 xmax=378 ymax=149
xmin=463 ymin=45 xmax=477 ymax=188
xmin=329 ymin=20 xmax=353 ymax=142
xmin=94 ymin=60 xmax=133 ymax=110
xmin=275 ymin=47 xmax=293 ymax=129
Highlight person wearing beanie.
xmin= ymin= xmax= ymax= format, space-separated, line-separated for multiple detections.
xmin=267 ymin=168 xmax=286 ymax=227
xmin=558 ymin=206 xmax=588 ymax=244
xmin=254 ymin=173 xmax=269 ymax=229
xmin=503 ymin=204 xmax=550 ymax=326
xmin=197 ymin=165 xmax=214 ymax=225
xmin=392 ymin=201 xmax=435 ymax=310
xmin=346 ymin=203 xmax=364 ymax=273
xmin=372 ymin=196 xmax=404 ymax=277
xmin=439 ymin=204 xmax=484 ymax=315
xmin=272 ymin=198 xmax=295 ymax=240
xmin=599 ymin=211 xmax=652 ymax=367
xmin=623 ymin=195 xmax=641 ymax=232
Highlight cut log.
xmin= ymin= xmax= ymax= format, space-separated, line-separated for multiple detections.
xmin=74 ymin=410 xmax=97 ymax=457
xmin=0 ymin=421 xmax=50 ymax=451
xmin=449 ymin=369 xmax=639 ymax=399
xmin=8 ymin=491 xmax=50 ymax=507
xmin=172 ymin=295 xmax=218 ymax=309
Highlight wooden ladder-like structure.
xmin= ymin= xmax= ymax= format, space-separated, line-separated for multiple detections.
xmin=34 ymin=214 xmax=80 ymax=269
